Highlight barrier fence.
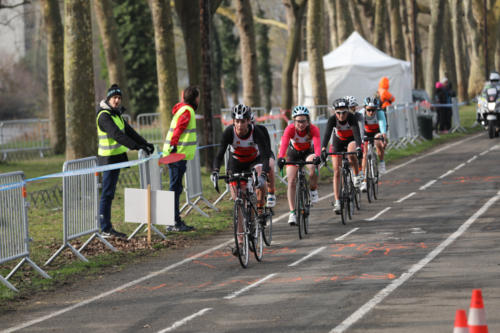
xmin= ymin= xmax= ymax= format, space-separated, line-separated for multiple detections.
xmin=0 ymin=119 xmax=50 ymax=160
xmin=45 ymin=157 xmax=116 ymax=266
xmin=0 ymin=171 xmax=50 ymax=292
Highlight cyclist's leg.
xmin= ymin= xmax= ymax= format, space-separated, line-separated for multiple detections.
xmin=253 ymin=163 xmax=266 ymax=208
xmin=347 ymin=140 xmax=359 ymax=175
xmin=305 ymin=153 xmax=318 ymax=190
xmin=286 ymin=164 xmax=299 ymax=210
xmin=375 ymin=133 xmax=384 ymax=160
xmin=266 ymin=157 xmax=276 ymax=207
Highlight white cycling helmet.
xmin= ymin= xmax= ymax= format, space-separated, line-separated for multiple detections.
xmin=489 ymin=71 xmax=500 ymax=82
xmin=232 ymin=104 xmax=252 ymax=120
xmin=292 ymin=105 xmax=310 ymax=118
xmin=345 ymin=95 xmax=358 ymax=107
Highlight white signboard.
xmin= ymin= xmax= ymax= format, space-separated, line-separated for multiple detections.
xmin=124 ymin=188 xmax=175 ymax=226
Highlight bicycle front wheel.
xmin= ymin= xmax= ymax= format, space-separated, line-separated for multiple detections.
xmin=233 ymin=201 xmax=249 ymax=268
xmin=372 ymin=158 xmax=379 ymax=200
xmin=302 ymin=186 xmax=310 ymax=234
xmin=345 ymin=171 xmax=354 ymax=220
xmin=296 ymin=178 xmax=305 ymax=239
xmin=339 ymin=173 xmax=347 ymax=225
xmin=366 ymin=157 xmax=374 ymax=203
xmin=263 ymin=208 xmax=273 ymax=246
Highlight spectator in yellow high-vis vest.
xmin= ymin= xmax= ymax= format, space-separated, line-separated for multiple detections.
xmin=97 ymin=84 xmax=154 ymax=238
xmin=162 ymin=86 xmax=199 ymax=232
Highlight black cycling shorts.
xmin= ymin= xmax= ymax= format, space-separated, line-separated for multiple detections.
xmin=364 ymin=131 xmax=380 ymax=139
xmin=228 ymin=153 xmax=262 ymax=173
xmin=286 ymin=147 xmax=314 ymax=162
xmin=331 ymin=136 xmax=354 ymax=152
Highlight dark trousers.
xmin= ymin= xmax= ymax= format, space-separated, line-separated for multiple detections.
xmin=99 ymin=169 xmax=121 ymax=232
xmin=168 ymin=160 xmax=187 ymax=224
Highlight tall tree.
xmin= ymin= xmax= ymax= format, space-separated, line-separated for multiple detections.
xmin=256 ymin=7 xmax=273 ymax=111
xmin=41 ymin=0 xmax=65 ymax=154
xmin=349 ymin=0 xmax=365 ymax=38
xmin=64 ymin=0 xmax=96 ymax=159
xmin=465 ymin=0 xmax=486 ymax=97
xmin=358 ymin=0 xmax=375 ymax=38
xmin=200 ymin=0 xmax=213 ymax=167
xmin=148 ymin=0 xmax=179 ymax=136
xmin=336 ymin=0 xmax=354 ymax=43
xmin=235 ymin=0 xmax=260 ymax=106
xmin=440 ymin=2 xmax=457 ymax=92
xmin=93 ymin=0 xmax=131 ymax=110
xmin=373 ymin=0 xmax=387 ymax=51
xmin=175 ymin=0 xmax=201 ymax=86
xmin=400 ymin=0 xmax=411 ymax=61
xmin=389 ymin=0 xmax=405 ymax=59
xmin=326 ymin=0 xmax=338 ymax=49
xmin=424 ymin=0 xmax=445 ymax=98
xmin=496 ymin=10 xmax=500 ymax=71
xmin=450 ymin=0 xmax=468 ymax=101
xmin=307 ymin=0 xmax=328 ymax=118
xmin=281 ymin=0 xmax=307 ymax=115
xmin=218 ymin=2 xmax=240 ymax=105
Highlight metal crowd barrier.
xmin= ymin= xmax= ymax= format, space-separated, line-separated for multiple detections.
xmin=0 ymin=171 xmax=50 ymax=292
xmin=385 ymin=103 xmax=425 ymax=150
xmin=45 ymin=157 xmax=116 ymax=265
xmin=306 ymin=105 xmax=330 ymax=120
xmin=136 ymin=113 xmax=163 ymax=144
xmin=0 ymin=119 xmax=50 ymax=160
xmin=450 ymin=97 xmax=466 ymax=133
xmin=128 ymin=149 xmax=167 ymax=240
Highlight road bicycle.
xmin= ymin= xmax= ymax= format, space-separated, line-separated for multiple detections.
xmin=212 ymin=170 xmax=272 ymax=268
xmin=364 ymin=136 xmax=384 ymax=203
xmin=283 ymin=160 xmax=316 ymax=239
xmin=328 ymin=151 xmax=358 ymax=225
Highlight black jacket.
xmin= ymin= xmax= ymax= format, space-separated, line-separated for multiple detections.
xmin=96 ymin=100 xmax=148 ymax=165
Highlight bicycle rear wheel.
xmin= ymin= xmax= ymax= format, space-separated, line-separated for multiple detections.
xmin=233 ymin=201 xmax=249 ymax=268
xmin=354 ymin=186 xmax=361 ymax=210
xmin=263 ymin=208 xmax=273 ymax=246
xmin=252 ymin=221 xmax=264 ymax=261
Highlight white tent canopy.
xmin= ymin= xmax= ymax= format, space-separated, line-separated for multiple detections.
xmin=298 ymin=31 xmax=412 ymax=111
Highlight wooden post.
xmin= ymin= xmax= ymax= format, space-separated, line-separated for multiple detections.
xmin=147 ymin=184 xmax=151 ymax=246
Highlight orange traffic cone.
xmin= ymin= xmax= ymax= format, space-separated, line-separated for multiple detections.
xmin=468 ymin=289 xmax=488 ymax=333
xmin=454 ymin=309 xmax=469 ymax=333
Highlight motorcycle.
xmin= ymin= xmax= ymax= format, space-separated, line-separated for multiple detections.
xmin=477 ymin=87 xmax=500 ymax=139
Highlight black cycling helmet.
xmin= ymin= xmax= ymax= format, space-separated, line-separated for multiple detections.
xmin=364 ymin=96 xmax=380 ymax=108
xmin=232 ymin=104 xmax=252 ymax=120
xmin=332 ymin=98 xmax=349 ymax=110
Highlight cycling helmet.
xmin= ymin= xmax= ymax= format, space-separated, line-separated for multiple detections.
xmin=364 ymin=97 xmax=380 ymax=108
xmin=250 ymin=112 xmax=255 ymax=123
xmin=292 ymin=105 xmax=310 ymax=118
xmin=232 ymin=104 xmax=252 ymax=120
xmin=332 ymin=98 xmax=349 ymax=110
xmin=489 ymin=71 xmax=500 ymax=82
xmin=345 ymin=95 xmax=358 ymax=107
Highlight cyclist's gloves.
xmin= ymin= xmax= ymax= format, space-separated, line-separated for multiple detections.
xmin=277 ymin=157 xmax=286 ymax=170
xmin=313 ymin=156 xmax=321 ymax=165
xmin=321 ymin=149 xmax=328 ymax=163
xmin=170 ymin=145 xmax=177 ymax=153
xmin=356 ymin=147 xmax=363 ymax=160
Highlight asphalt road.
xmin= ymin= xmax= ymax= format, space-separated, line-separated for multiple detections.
xmin=2 ymin=132 xmax=500 ymax=333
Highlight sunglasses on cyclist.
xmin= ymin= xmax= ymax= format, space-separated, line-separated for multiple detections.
xmin=366 ymin=108 xmax=376 ymax=112
xmin=335 ymin=110 xmax=348 ymax=115
xmin=295 ymin=119 xmax=308 ymax=124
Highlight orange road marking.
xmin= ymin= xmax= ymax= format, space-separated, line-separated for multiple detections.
xmin=148 ymin=283 xmax=167 ymax=291
xmin=193 ymin=260 xmax=217 ymax=269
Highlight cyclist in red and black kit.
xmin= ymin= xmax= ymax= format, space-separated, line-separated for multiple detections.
xmin=321 ymin=98 xmax=363 ymax=214
xmin=212 ymin=105 xmax=271 ymax=242
xmin=277 ymin=106 xmax=321 ymax=226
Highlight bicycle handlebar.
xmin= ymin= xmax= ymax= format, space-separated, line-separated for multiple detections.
xmin=326 ymin=151 xmax=358 ymax=156
xmin=363 ymin=136 xmax=385 ymax=143
xmin=283 ymin=160 xmax=317 ymax=166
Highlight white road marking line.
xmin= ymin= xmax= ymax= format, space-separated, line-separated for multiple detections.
xmin=480 ymin=150 xmax=488 ymax=156
xmin=365 ymin=207 xmax=391 ymax=221
xmin=318 ymin=192 xmax=335 ymax=201
xmin=330 ymin=189 xmax=500 ymax=333
xmin=454 ymin=163 xmax=466 ymax=171
xmin=467 ymin=155 xmax=478 ymax=164
xmin=438 ymin=169 xmax=455 ymax=179
xmin=223 ymin=273 xmax=277 ymax=300
xmin=419 ymin=179 xmax=437 ymax=191
xmin=157 ymin=308 xmax=212 ymax=333
xmin=395 ymin=192 xmax=416 ymax=203
xmin=334 ymin=228 xmax=360 ymax=241
xmin=289 ymin=246 xmax=327 ymax=267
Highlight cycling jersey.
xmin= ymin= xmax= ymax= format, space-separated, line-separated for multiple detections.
xmin=214 ymin=124 xmax=270 ymax=172
xmin=359 ymin=108 xmax=387 ymax=135
xmin=321 ymin=113 xmax=362 ymax=150
xmin=278 ymin=123 xmax=321 ymax=159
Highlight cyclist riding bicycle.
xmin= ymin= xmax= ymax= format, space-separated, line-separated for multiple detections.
xmin=212 ymin=104 xmax=271 ymax=252
xmin=321 ymin=98 xmax=363 ymax=214
xmin=359 ymin=97 xmax=388 ymax=191
xmin=250 ymin=112 xmax=277 ymax=208
xmin=276 ymin=106 xmax=322 ymax=226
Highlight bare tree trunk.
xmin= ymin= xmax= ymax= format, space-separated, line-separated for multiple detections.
xmin=326 ymin=0 xmax=338 ymax=50
xmin=200 ymin=0 xmax=213 ymax=168
xmin=235 ymin=0 xmax=260 ymax=106
xmin=93 ymin=0 xmax=131 ymax=110
xmin=357 ymin=0 xmax=374 ymax=39
xmin=349 ymin=0 xmax=365 ymax=38
xmin=336 ymin=0 xmax=354 ymax=43
xmin=64 ymin=0 xmax=96 ymax=159
xmin=307 ymin=0 xmax=328 ymax=118
xmin=496 ymin=12 xmax=500 ymax=71
xmin=450 ymin=0 xmax=468 ymax=101
xmin=400 ymin=0 xmax=411 ymax=61
xmin=175 ymin=0 xmax=201 ymax=86
xmin=41 ymin=0 xmax=65 ymax=154
xmin=148 ymin=0 xmax=179 ymax=137
xmin=389 ymin=0 xmax=405 ymax=59
xmin=373 ymin=0 xmax=386 ymax=51
xmin=282 ymin=0 xmax=307 ymax=117
xmin=440 ymin=2 xmax=457 ymax=93
xmin=424 ymin=0 xmax=445 ymax=98
xmin=465 ymin=0 xmax=486 ymax=97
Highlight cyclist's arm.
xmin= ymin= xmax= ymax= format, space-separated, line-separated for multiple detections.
xmin=213 ymin=126 xmax=233 ymax=171
xmin=278 ymin=123 xmax=294 ymax=158
xmin=377 ymin=110 xmax=387 ymax=134
xmin=254 ymin=126 xmax=271 ymax=173
xmin=310 ymin=124 xmax=322 ymax=156
xmin=321 ymin=116 xmax=335 ymax=150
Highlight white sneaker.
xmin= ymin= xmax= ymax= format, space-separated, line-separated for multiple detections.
xmin=333 ymin=200 xmax=341 ymax=214
xmin=310 ymin=190 xmax=319 ymax=203
xmin=360 ymin=182 xmax=367 ymax=193
xmin=353 ymin=175 xmax=362 ymax=188
xmin=288 ymin=212 xmax=297 ymax=226
xmin=266 ymin=194 xmax=276 ymax=207
xmin=379 ymin=161 xmax=386 ymax=174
